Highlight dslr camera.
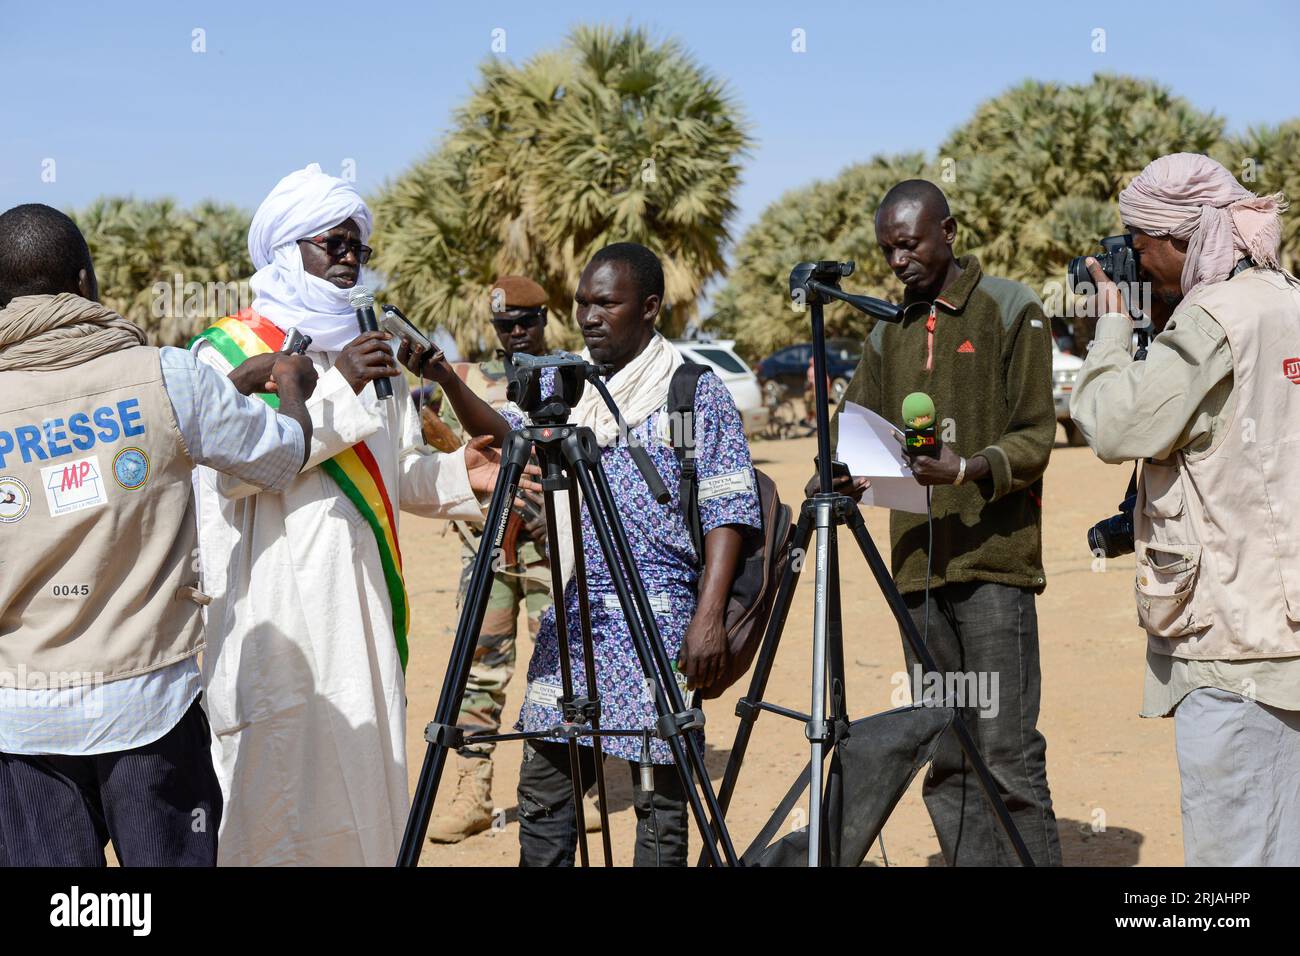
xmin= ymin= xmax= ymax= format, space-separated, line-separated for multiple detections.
xmin=1088 ymin=490 xmax=1137 ymax=559
xmin=1067 ymin=234 xmax=1141 ymax=296
xmin=1069 ymin=234 xmax=1149 ymax=558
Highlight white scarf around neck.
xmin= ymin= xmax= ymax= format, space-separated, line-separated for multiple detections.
xmin=550 ymin=332 xmax=684 ymax=587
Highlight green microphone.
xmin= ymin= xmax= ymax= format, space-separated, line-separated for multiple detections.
xmin=902 ymin=392 xmax=940 ymax=458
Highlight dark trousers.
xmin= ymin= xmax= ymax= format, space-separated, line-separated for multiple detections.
xmin=0 ymin=698 xmax=221 ymax=867
xmin=902 ymin=581 xmax=1061 ymax=866
xmin=517 ymin=739 xmax=689 ymax=866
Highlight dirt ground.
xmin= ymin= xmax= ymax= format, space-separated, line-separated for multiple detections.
xmin=403 ymin=425 xmax=1182 ymax=867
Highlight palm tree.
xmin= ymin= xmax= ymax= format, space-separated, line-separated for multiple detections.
xmin=710 ymin=154 xmax=929 ymax=359
xmin=370 ymin=25 xmax=750 ymax=357
xmin=717 ymin=74 xmax=1233 ymax=358
xmin=73 ymin=198 xmax=252 ymax=345
xmin=1218 ymin=120 xmax=1300 ymax=273
xmin=941 ymin=74 xmax=1225 ymax=312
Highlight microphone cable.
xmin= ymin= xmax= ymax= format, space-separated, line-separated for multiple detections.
xmin=923 ymin=485 xmax=934 ymax=647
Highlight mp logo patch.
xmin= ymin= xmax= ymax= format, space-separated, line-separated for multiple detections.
xmin=40 ymin=455 xmax=108 ymax=517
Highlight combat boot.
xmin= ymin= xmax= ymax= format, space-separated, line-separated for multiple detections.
xmin=427 ymin=755 xmax=494 ymax=843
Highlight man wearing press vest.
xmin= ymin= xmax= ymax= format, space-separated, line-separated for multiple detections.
xmin=1071 ymin=154 xmax=1299 ymax=866
xmin=0 ymin=203 xmax=317 ymax=866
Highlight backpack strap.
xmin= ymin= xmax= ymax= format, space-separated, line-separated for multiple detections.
xmin=668 ymin=363 xmax=710 ymax=559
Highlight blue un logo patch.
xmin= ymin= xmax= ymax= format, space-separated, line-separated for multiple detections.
xmin=113 ymin=447 xmax=150 ymax=490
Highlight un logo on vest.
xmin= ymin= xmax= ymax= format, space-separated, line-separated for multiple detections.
xmin=113 ymin=447 xmax=150 ymax=491
xmin=1284 ymin=357 xmax=1300 ymax=385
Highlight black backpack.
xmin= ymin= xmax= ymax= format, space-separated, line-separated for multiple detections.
xmin=668 ymin=364 xmax=795 ymax=699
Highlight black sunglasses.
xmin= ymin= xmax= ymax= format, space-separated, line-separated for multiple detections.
xmin=299 ymin=233 xmax=373 ymax=265
xmin=491 ymin=310 xmax=546 ymax=333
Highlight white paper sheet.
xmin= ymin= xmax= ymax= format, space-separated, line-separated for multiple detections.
xmin=835 ymin=401 xmax=929 ymax=514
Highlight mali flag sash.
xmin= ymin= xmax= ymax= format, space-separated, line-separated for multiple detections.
xmin=193 ymin=309 xmax=412 ymax=670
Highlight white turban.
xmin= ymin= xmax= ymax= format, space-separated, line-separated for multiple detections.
xmin=246 ymin=163 xmax=374 ymax=352
xmin=1119 ymin=153 xmax=1287 ymax=296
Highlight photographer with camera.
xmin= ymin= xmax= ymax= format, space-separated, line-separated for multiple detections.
xmin=823 ymin=180 xmax=1061 ymax=866
xmin=1070 ymin=153 xmax=1298 ymax=866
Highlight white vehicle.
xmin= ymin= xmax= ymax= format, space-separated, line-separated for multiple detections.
xmin=672 ymin=339 xmax=770 ymax=438
xmin=1053 ymin=336 xmax=1086 ymax=446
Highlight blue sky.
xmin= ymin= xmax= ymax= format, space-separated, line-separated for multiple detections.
xmin=2 ymin=0 xmax=1297 ymax=238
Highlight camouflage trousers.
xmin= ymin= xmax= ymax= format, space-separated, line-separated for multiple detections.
xmin=455 ymin=542 xmax=553 ymax=758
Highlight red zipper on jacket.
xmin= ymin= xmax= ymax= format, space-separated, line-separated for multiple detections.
xmin=924 ymin=304 xmax=937 ymax=372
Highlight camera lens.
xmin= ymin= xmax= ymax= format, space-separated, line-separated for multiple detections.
xmin=1086 ymin=502 xmax=1136 ymax=558
xmin=1067 ymin=256 xmax=1092 ymax=295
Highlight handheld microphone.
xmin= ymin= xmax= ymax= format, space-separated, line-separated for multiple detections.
xmin=349 ymin=285 xmax=393 ymax=400
xmin=901 ymin=392 xmax=941 ymax=459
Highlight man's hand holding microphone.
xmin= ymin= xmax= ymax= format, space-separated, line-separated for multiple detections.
xmin=803 ymin=391 xmax=990 ymax=499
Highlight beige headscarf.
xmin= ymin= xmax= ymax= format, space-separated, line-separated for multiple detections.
xmin=0 ymin=293 xmax=146 ymax=372
xmin=1118 ymin=153 xmax=1288 ymax=295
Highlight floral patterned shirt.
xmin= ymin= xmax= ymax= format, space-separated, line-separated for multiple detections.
xmin=510 ymin=367 xmax=761 ymax=763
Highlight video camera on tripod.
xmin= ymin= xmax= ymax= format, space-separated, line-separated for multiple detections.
xmin=506 ymin=352 xmax=604 ymax=422
xmin=398 ymin=347 xmax=735 ymax=866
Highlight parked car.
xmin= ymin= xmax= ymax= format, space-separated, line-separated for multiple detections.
xmin=672 ymin=339 xmax=769 ymax=437
xmin=1053 ymin=336 xmax=1086 ymax=446
xmin=756 ymin=339 xmax=861 ymax=405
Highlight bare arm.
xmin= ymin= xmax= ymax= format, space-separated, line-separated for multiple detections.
xmin=679 ymin=524 xmax=743 ymax=691
xmin=397 ymin=340 xmax=510 ymax=445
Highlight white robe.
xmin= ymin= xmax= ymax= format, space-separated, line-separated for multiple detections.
xmin=193 ymin=341 xmax=483 ymax=866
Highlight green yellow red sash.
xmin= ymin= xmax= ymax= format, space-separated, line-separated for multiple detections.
xmin=193 ymin=309 xmax=412 ymax=669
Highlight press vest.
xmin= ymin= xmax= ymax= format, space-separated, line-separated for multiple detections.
xmin=0 ymin=345 xmax=201 ymax=687
xmin=1134 ymin=268 xmax=1300 ymax=660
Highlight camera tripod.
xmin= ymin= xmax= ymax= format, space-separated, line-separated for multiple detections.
xmin=397 ymin=361 xmax=738 ymax=867
xmin=708 ymin=262 xmax=1034 ymax=867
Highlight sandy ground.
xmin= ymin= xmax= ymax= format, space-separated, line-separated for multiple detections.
xmin=403 ymin=425 xmax=1182 ymax=867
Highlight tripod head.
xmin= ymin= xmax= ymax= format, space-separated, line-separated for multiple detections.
xmin=505 ymin=350 xmax=670 ymax=504
xmin=508 ymin=351 xmax=611 ymax=426
xmin=789 ymin=261 xmax=903 ymax=495
xmin=790 ymin=260 xmax=904 ymax=323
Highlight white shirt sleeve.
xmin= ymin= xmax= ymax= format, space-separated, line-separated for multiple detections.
xmin=392 ymin=373 xmax=482 ymax=521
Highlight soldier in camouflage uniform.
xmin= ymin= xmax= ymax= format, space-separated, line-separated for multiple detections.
xmin=426 ymin=276 xmax=557 ymax=843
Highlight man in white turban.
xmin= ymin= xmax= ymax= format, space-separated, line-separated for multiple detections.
xmin=191 ymin=164 xmax=514 ymax=865
xmin=1071 ymin=154 xmax=1300 ymax=865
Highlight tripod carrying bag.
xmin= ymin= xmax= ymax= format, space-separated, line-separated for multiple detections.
xmin=668 ymin=363 xmax=795 ymax=699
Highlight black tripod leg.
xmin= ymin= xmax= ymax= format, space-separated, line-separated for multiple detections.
xmin=566 ymin=480 xmax=614 ymax=866
xmin=826 ymin=526 xmax=848 ymax=720
xmin=567 ymin=444 xmax=737 ymax=866
xmin=537 ymin=447 xmax=591 ymax=868
xmin=700 ymin=507 xmax=815 ymax=867
xmin=397 ymin=430 xmax=532 ymax=866
xmin=840 ymin=504 xmax=1035 ymax=866
xmin=824 ymin=525 xmax=846 ymax=866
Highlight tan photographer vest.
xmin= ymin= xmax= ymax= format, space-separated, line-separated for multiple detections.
xmin=0 ymin=346 xmax=201 ymax=687
xmin=1134 ymin=268 xmax=1300 ymax=660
